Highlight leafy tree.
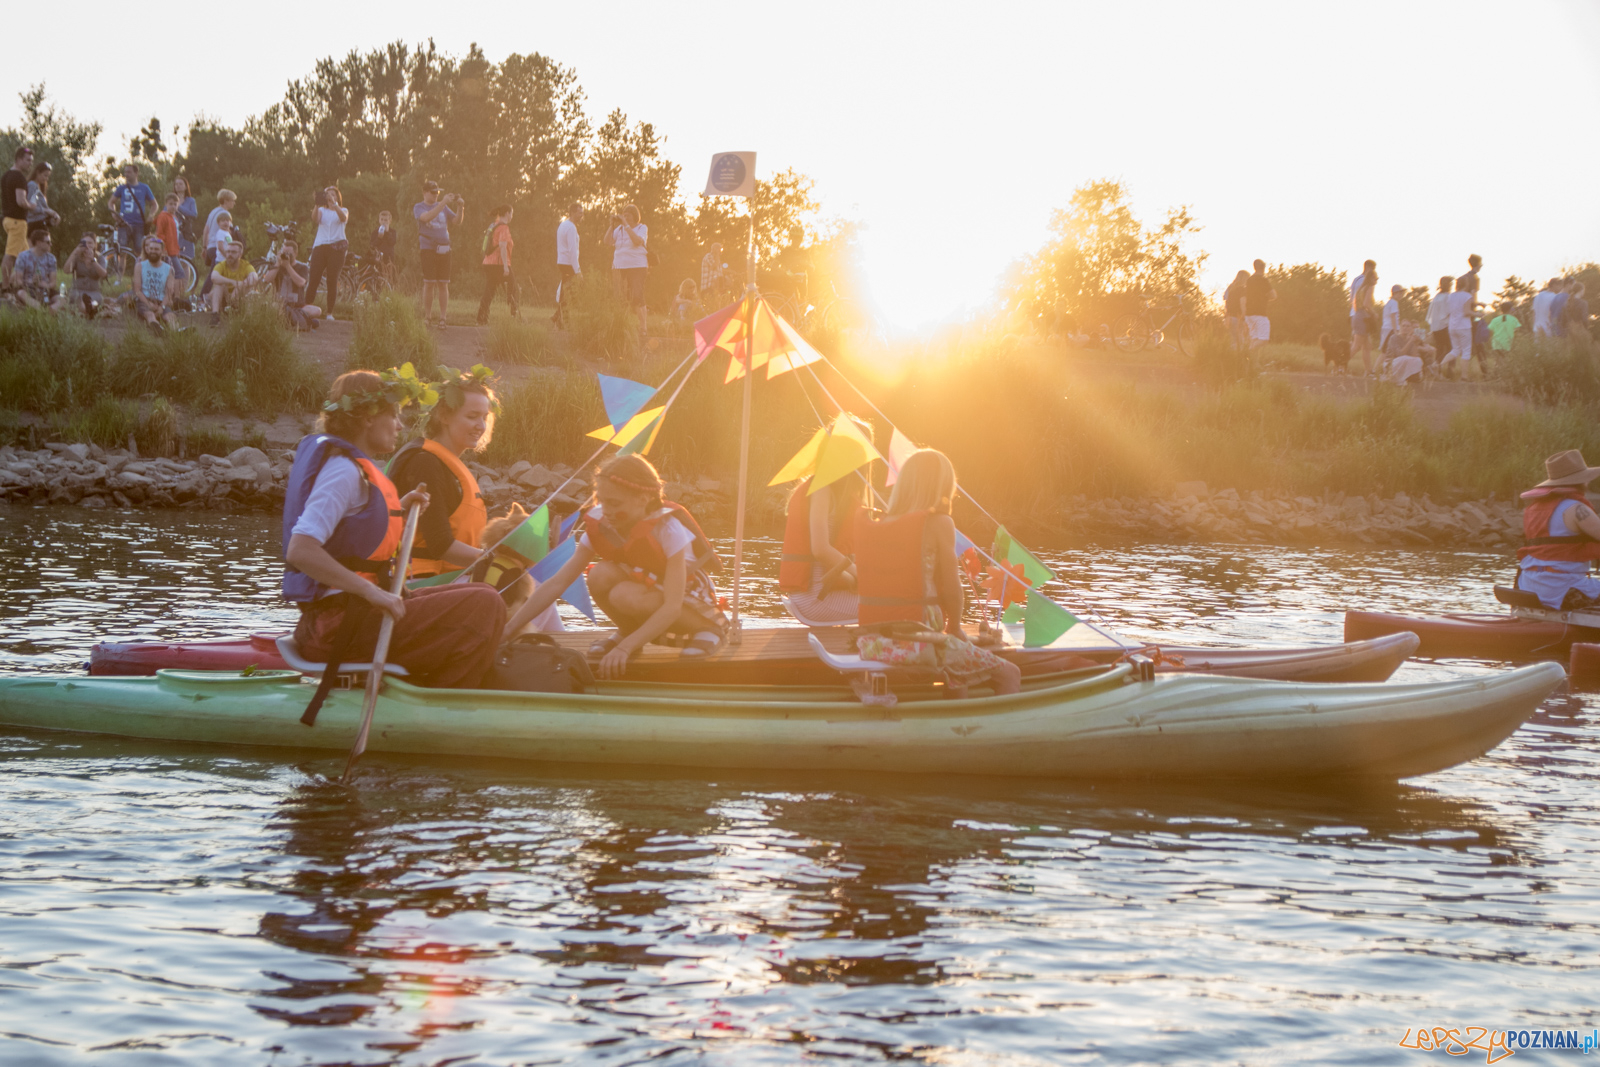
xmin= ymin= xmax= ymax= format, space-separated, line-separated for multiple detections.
xmin=0 ymin=84 xmax=103 ymax=242
xmin=1262 ymin=263 xmax=1349 ymax=344
xmin=1003 ymin=179 xmax=1206 ymax=328
xmin=1496 ymin=274 xmax=1537 ymax=325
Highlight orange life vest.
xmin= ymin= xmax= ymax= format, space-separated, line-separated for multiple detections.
xmin=778 ymin=479 xmax=861 ymax=592
xmin=393 ymin=438 xmax=487 ymax=576
xmin=1518 ymin=486 xmax=1600 ymax=562
xmin=281 ymin=434 xmax=405 ymax=602
xmin=583 ymin=502 xmax=721 ymax=587
xmin=853 ymin=508 xmax=940 ymax=625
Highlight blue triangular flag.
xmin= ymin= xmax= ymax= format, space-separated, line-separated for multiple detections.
xmin=955 ymin=529 xmax=976 ymax=557
xmin=597 ymin=374 xmax=656 ymax=432
xmin=530 ymin=532 xmax=596 ymax=621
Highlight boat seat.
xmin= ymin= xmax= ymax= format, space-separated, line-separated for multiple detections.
xmin=783 ymin=596 xmax=857 ymax=629
xmin=1494 ymin=585 xmax=1546 ymax=611
xmin=806 ymin=632 xmax=895 ymax=705
xmin=275 ymin=636 xmax=409 ymax=679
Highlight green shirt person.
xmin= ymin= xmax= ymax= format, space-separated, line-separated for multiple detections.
xmin=1488 ymin=307 xmax=1522 ymax=351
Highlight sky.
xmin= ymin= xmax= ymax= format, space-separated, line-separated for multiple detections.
xmin=6 ymin=1 xmax=1599 ymax=332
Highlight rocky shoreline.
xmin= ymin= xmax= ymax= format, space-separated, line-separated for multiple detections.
xmin=0 ymin=447 xmax=1528 ymax=551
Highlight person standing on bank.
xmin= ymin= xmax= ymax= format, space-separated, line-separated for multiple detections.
xmin=609 ymin=204 xmax=649 ymax=338
xmin=476 ymin=204 xmax=519 ymax=326
xmin=305 ymin=186 xmax=349 ymax=321
xmin=1349 ymin=260 xmax=1379 ymax=376
xmin=552 ymin=201 xmax=582 ymax=329
xmin=388 ymin=369 xmax=563 ymax=631
xmin=1244 ymin=259 xmax=1275 ymax=351
xmin=283 ymin=369 xmax=507 ymax=690
xmin=414 ymin=181 xmax=462 ymax=328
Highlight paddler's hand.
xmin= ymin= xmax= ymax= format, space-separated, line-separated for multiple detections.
xmin=399 ymin=483 xmax=430 ymax=513
xmin=365 ymin=587 xmax=406 ymax=621
xmin=597 ymin=644 xmax=632 ymax=679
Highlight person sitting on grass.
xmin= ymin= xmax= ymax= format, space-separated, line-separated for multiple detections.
xmin=260 ymin=238 xmax=321 ymax=330
xmin=133 ymin=235 xmax=179 ymax=330
xmin=1382 ymin=320 xmax=1426 ymax=387
xmin=502 ymin=454 xmax=728 ymax=678
xmin=208 ymin=241 xmax=257 ymax=324
xmin=851 ymin=448 xmax=1022 ymax=696
xmin=12 ymin=228 xmax=59 ymax=314
xmin=63 ymin=232 xmax=106 ymax=317
xmin=671 ymin=278 xmax=702 ymax=324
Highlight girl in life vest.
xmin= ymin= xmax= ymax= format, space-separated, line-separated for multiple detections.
xmin=852 ymin=449 xmax=1021 ymax=695
xmin=389 ymin=367 xmax=563 ymax=630
xmin=283 ymin=370 xmax=506 ymax=690
xmin=503 ymin=454 xmax=727 ymax=679
xmin=1515 ymin=449 xmax=1600 ymax=610
xmin=779 ymin=431 xmax=872 ymax=624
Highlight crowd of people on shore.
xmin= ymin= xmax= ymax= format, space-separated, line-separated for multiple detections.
xmin=1223 ymin=253 xmax=1593 ymax=386
xmin=0 ymin=144 xmax=702 ymax=337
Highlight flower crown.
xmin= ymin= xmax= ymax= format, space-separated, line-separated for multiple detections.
xmin=323 ymin=362 xmax=439 ymax=415
xmin=437 ymin=363 xmax=503 ymax=417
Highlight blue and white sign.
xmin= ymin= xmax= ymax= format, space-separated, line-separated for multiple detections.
xmin=702 ymin=152 xmax=756 ymax=198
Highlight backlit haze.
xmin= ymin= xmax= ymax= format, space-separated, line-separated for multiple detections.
xmin=10 ymin=1 xmax=1599 ymax=333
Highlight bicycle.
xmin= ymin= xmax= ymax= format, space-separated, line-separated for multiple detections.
xmin=339 ymin=252 xmax=394 ymax=301
xmin=1111 ymin=294 xmax=1197 ymax=356
xmin=252 ymin=222 xmax=308 ymax=275
xmin=96 ymin=223 xmax=200 ymax=297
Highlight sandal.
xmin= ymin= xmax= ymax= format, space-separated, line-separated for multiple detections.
xmin=587 ymin=632 xmax=621 ymax=659
xmin=678 ymin=631 xmax=724 ymax=659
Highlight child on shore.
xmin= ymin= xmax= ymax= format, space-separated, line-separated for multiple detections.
xmin=503 ymin=454 xmax=727 ymax=678
xmin=852 ymin=448 xmax=1022 ymax=695
xmin=672 ymin=279 xmax=701 ymax=323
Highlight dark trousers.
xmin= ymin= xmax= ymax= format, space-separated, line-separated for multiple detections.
xmin=477 ymin=264 xmax=519 ymax=323
xmin=305 ymin=242 xmax=347 ymax=315
xmin=294 ymin=584 xmax=507 ymax=690
xmin=552 ymin=264 xmax=576 ymax=326
xmin=1430 ymin=329 xmax=1451 ymax=364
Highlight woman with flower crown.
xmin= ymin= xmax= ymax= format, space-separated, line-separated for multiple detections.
xmin=281 ymin=369 xmax=506 ymax=691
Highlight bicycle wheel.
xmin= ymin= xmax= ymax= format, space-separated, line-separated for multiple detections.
xmin=172 ymin=257 xmax=198 ymax=296
xmin=356 ymin=271 xmax=391 ymax=299
xmin=1111 ymin=314 xmax=1150 ymax=354
xmin=1175 ymin=315 xmax=1197 ymax=357
xmin=764 ymin=292 xmax=798 ymax=324
xmin=104 ymin=249 xmax=136 ymax=291
xmin=339 ymin=265 xmax=361 ymax=299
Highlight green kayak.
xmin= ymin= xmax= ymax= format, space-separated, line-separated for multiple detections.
xmin=0 ymin=660 xmax=1565 ymax=780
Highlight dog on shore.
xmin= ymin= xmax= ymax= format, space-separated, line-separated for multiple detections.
xmin=1319 ymin=333 xmax=1352 ymax=374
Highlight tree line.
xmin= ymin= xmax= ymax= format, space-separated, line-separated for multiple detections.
xmin=0 ymin=42 xmax=853 ymax=311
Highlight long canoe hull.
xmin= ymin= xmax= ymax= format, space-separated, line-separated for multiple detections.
xmin=87 ymin=629 xmax=1421 ymax=685
xmin=0 ymin=660 xmax=1562 ymax=781
xmin=1345 ymin=610 xmax=1596 ymax=661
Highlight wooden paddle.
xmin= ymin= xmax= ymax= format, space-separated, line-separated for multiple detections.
xmin=342 ymin=496 xmax=424 ymax=783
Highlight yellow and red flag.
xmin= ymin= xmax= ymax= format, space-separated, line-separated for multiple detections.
xmin=694 ymin=295 xmax=823 ymax=383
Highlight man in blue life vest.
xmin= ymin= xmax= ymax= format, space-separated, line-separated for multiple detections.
xmin=1516 ymin=450 xmax=1600 ymax=610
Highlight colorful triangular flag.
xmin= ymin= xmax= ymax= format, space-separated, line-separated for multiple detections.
xmin=597 ymin=374 xmax=656 ymax=432
xmin=993 ymin=525 xmax=1054 ymax=587
xmin=884 ymin=428 xmax=918 ymax=486
xmin=769 ymin=425 xmax=829 ymax=486
xmin=529 ymin=530 xmax=596 ymax=621
xmin=617 ymin=409 xmax=664 ymax=456
xmin=587 ymin=405 xmax=667 ymax=449
xmin=809 ymin=415 xmax=882 ymax=494
xmin=1022 ymin=589 xmax=1079 ymax=647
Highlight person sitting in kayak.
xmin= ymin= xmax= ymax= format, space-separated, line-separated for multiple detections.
xmin=852 ymin=448 xmax=1022 ymax=695
xmin=1516 ymin=449 xmax=1600 ymax=610
xmin=388 ymin=365 xmax=563 ymax=631
xmin=283 ymin=370 xmax=506 ymax=689
xmin=502 ymin=454 xmax=726 ymax=678
xmin=778 ymin=429 xmax=873 ymax=624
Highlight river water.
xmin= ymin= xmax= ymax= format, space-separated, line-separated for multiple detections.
xmin=0 ymin=509 xmax=1595 ymax=1065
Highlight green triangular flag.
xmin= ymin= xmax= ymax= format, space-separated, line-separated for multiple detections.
xmin=1002 ymin=601 xmax=1025 ymax=624
xmin=1022 ymin=589 xmax=1078 ymax=647
xmin=497 ymin=503 xmax=550 ymax=566
xmin=617 ymin=410 xmax=664 ymax=457
xmin=407 ymin=568 xmax=467 ymax=590
xmin=995 ymin=525 xmax=1053 ymax=587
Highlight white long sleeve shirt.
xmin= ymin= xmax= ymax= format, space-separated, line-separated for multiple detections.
xmin=556 ymin=218 xmax=580 ymax=271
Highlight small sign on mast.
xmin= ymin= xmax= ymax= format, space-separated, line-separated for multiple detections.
xmin=703 ymin=152 xmax=756 ymax=198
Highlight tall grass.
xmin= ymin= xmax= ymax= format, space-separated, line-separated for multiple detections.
xmin=567 ymin=275 xmax=639 ymax=365
xmin=0 ymin=304 xmax=321 ymax=418
xmin=348 ymin=290 xmax=438 ymax=375
xmin=483 ymin=317 xmax=555 ymax=366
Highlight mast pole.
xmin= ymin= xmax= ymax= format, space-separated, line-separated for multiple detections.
xmin=728 ymin=208 xmax=757 ymax=640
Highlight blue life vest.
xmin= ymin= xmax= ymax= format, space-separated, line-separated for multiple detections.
xmin=281 ymin=433 xmax=403 ymax=602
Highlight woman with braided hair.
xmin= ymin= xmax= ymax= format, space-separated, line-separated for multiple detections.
xmin=503 ymin=454 xmax=726 ymax=678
